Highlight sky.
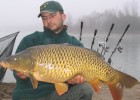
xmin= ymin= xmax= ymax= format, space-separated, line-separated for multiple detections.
xmin=0 ymin=0 xmax=140 ymax=36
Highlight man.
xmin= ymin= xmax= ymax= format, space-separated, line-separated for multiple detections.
xmin=12 ymin=1 xmax=93 ymax=100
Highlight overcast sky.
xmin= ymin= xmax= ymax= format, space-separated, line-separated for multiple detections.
xmin=0 ymin=0 xmax=140 ymax=35
xmin=1 ymin=0 xmax=140 ymax=82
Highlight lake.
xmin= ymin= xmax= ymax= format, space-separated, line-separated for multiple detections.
xmin=2 ymin=32 xmax=140 ymax=82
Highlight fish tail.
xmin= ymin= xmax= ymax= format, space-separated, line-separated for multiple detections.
xmin=115 ymin=70 xmax=138 ymax=88
xmin=107 ymin=70 xmax=139 ymax=100
xmin=107 ymin=82 xmax=123 ymax=100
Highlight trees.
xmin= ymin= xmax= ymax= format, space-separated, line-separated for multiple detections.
xmin=66 ymin=0 xmax=140 ymax=34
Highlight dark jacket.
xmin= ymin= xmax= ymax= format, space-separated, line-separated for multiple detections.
xmin=12 ymin=26 xmax=83 ymax=100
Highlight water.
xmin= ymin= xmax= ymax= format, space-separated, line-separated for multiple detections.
xmin=2 ymin=33 xmax=140 ymax=82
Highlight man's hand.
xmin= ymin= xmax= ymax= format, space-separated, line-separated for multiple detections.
xmin=67 ymin=75 xmax=85 ymax=84
xmin=16 ymin=72 xmax=28 ymax=80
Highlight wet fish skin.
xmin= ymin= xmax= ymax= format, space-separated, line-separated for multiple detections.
xmin=0 ymin=44 xmax=139 ymax=100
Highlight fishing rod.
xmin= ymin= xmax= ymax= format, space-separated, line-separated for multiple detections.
xmin=108 ymin=24 xmax=130 ymax=64
xmin=106 ymin=23 xmax=115 ymax=44
xmin=91 ymin=29 xmax=97 ymax=50
xmin=79 ymin=21 xmax=83 ymax=41
xmin=103 ymin=23 xmax=115 ymax=56
xmin=100 ymin=23 xmax=115 ymax=55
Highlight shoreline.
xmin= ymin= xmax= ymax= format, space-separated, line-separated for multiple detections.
xmin=0 ymin=83 xmax=140 ymax=100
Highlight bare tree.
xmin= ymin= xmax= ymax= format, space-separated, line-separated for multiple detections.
xmin=123 ymin=0 xmax=139 ymax=16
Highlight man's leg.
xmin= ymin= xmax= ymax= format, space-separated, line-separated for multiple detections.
xmin=41 ymin=82 xmax=93 ymax=100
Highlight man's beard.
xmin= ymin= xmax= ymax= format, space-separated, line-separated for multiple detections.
xmin=51 ymin=23 xmax=63 ymax=33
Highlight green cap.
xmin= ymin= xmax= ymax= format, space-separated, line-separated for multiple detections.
xmin=38 ymin=1 xmax=64 ymax=17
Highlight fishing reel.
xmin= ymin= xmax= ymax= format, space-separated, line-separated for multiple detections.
xmin=117 ymin=44 xmax=123 ymax=53
xmin=104 ymin=45 xmax=110 ymax=53
xmin=97 ymin=37 xmax=106 ymax=48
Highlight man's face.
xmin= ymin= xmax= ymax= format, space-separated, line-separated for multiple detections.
xmin=41 ymin=11 xmax=66 ymax=33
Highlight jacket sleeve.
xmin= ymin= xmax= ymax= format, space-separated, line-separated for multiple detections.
xmin=16 ymin=32 xmax=40 ymax=53
xmin=16 ymin=37 xmax=32 ymax=53
xmin=71 ymin=36 xmax=84 ymax=47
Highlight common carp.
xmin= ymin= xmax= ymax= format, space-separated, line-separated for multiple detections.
xmin=0 ymin=44 xmax=139 ymax=100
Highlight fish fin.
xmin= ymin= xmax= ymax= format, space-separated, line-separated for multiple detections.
xmin=55 ymin=83 xmax=68 ymax=96
xmin=115 ymin=70 xmax=139 ymax=88
xmin=107 ymin=83 xmax=123 ymax=100
xmin=107 ymin=70 xmax=139 ymax=100
xmin=29 ymin=73 xmax=38 ymax=89
xmin=89 ymin=79 xmax=103 ymax=93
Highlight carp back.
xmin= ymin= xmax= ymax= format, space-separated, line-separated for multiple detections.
xmin=30 ymin=44 xmax=111 ymax=82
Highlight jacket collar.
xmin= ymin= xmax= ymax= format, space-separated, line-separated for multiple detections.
xmin=43 ymin=25 xmax=68 ymax=37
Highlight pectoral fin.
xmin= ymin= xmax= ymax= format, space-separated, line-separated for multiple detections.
xmin=89 ymin=79 xmax=104 ymax=93
xmin=55 ymin=83 xmax=68 ymax=96
xmin=29 ymin=73 xmax=38 ymax=89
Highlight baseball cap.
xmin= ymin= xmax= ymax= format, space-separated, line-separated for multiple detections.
xmin=38 ymin=1 xmax=64 ymax=17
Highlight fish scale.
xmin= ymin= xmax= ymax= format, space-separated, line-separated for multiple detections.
xmin=32 ymin=45 xmax=121 ymax=83
xmin=0 ymin=44 xmax=138 ymax=100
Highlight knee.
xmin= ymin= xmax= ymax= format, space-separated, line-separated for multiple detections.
xmin=80 ymin=83 xmax=93 ymax=97
xmin=68 ymin=83 xmax=93 ymax=100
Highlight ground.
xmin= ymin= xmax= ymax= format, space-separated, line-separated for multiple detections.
xmin=0 ymin=83 xmax=140 ymax=100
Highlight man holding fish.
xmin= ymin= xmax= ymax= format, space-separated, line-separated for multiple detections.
xmin=12 ymin=1 xmax=93 ymax=100
xmin=0 ymin=1 xmax=138 ymax=100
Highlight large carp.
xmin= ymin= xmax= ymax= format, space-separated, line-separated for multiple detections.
xmin=0 ymin=44 xmax=139 ymax=100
